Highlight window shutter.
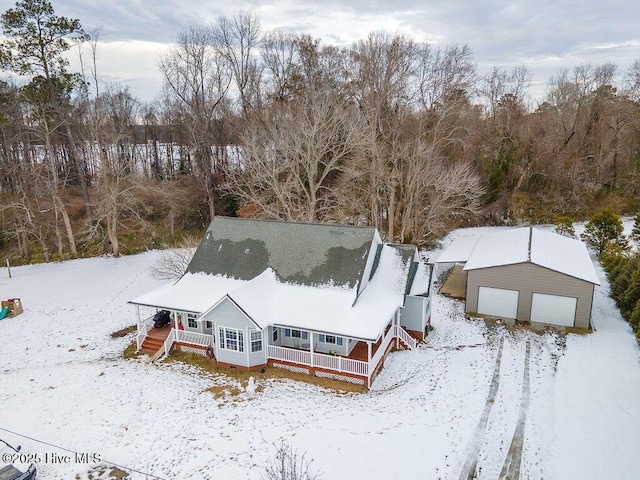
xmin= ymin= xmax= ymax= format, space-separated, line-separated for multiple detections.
xmin=302 ymin=331 xmax=308 ymax=340
xmin=285 ymin=328 xmax=291 ymax=337
xmin=337 ymin=337 xmax=343 ymax=346
xmin=319 ymin=334 xmax=325 ymax=342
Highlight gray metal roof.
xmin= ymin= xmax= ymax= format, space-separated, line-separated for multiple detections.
xmin=186 ymin=217 xmax=377 ymax=288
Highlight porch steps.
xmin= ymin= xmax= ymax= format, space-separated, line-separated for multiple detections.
xmin=398 ymin=338 xmax=412 ymax=350
xmin=140 ymin=336 xmax=164 ymax=354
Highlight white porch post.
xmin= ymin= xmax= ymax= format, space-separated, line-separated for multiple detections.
xmin=367 ymin=341 xmax=372 ymax=388
xmin=246 ymin=326 xmax=250 ymax=366
xmin=395 ymin=310 xmax=400 ymax=349
xmin=309 ymin=332 xmax=314 ymax=367
xmin=213 ymin=322 xmax=218 ymax=357
xmin=135 ymin=305 xmax=140 ymax=324
xmin=263 ymin=328 xmax=268 ymax=365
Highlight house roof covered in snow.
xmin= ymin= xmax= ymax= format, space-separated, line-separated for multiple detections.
xmin=462 ymin=227 xmax=600 ymax=285
xmin=186 ymin=216 xmax=377 ymax=289
xmin=129 ymin=272 xmax=246 ymax=313
xmin=131 ymin=219 xmax=428 ymax=339
xmin=220 ymin=244 xmax=410 ymax=341
xmin=408 ymin=261 xmax=431 ymax=296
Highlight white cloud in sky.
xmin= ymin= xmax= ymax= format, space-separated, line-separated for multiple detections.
xmin=3 ymin=0 xmax=638 ymax=103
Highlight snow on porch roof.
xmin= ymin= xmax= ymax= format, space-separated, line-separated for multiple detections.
xmin=129 ymin=272 xmax=246 ymax=313
xmin=462 ymin=227 xmax=600 ymax=285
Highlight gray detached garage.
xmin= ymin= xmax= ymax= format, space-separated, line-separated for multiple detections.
xmin=438 ymin=227 xmax=600 ymax=329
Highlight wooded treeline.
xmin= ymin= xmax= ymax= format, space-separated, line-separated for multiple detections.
xmin=1 ymin=1 xmax=640 ymax=262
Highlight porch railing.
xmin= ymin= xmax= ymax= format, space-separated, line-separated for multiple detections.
xmin=267 ymin=322 xmax=414 ymax=382
xmin=268 ymin=345 xmax=311 ymax=366
xmin=175 ymin=329 xmax=213 ymax=347
xmin=313 ymin=352 xmax=368 ymax=376
xmin=268 ymin=345 xmax=368 ymax=377
xmin=368 ymin=322 xmax=396 ymax=375
xmin=164 ymin=329 xmax=177 ymax=356
xmin=394 ymin=325 xmax=418 ymax=350
xmin=136 ymin=315 xmax=155 ymax=352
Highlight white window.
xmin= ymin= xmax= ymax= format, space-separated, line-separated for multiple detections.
xmin=319 ymin=334 xmax=343 ymax=345
xmin=219 ymin=327 xmax=244 ymax=352
xmin=187 ymin=313 xmax=198 ymax=329
xmin=284 ymin=329 xmax=308 ymax=339
xmin=251 ymin=330 xmax=263 ymax=352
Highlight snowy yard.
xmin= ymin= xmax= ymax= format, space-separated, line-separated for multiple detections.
xmin=1 ymin=229 xmax=640 ymax=479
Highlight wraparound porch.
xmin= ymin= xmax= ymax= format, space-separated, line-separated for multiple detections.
xmin=135 ymin=311 xmax=417 ymax=388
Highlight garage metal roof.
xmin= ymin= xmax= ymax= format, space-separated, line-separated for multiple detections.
xmin=462 ymin=227 xmax=600 ymax=285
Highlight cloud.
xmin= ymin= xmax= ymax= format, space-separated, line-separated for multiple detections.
xmin=43 ymin=0 xmax=640 ymax=103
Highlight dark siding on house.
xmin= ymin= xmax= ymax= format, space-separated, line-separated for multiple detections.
xmin=466 ymin=262 xmax=595 ymax=329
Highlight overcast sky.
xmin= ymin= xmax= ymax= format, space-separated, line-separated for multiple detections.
xmin=30 ymin=0 xmax=640 ymax=104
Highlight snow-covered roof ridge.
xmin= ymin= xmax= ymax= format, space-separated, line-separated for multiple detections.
xmin=374 ymin=244 xmax=412 ymax=295
xmin=227 ymin=268 xmax=278 ymax=328
xmin=462 ymin=227 xmax=600 ymax=285
xmin=409 ymin=261 xmax=430 ymax=296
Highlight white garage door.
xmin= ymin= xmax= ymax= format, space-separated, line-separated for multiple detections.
xmin=477 ymin=287 xmax=519 ymax=319
xmin=530 ymin=293 xmax=577 ymax=327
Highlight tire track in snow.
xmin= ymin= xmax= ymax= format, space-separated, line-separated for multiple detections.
xmin=456 ymin=336 xmax=505 ymax=480
xmin=499 ymin=340 xmax=531 ymax=480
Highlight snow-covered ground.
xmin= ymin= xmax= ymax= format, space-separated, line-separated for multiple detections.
xmin=1 ymin=225 xmax=640 ymax=480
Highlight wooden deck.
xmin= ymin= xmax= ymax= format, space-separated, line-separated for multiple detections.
xmin=139 ymin=320 xmax=176 ymax=353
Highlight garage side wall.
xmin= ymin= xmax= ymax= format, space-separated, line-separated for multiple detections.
xmin=466 ymin=262 xmax=594 ymax=329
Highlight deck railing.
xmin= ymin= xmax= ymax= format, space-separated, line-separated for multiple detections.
xmin=313 ymin=352 xmax=368 ymax=376
xmin=175 ymin=329 xmax=213 ymax=347
xmin=394 ymin=325 xmax=418 ymax=350
xmin=368 ymin=322 xmax=396 ymax=375
xmin=269 ymin=345 xmax=311 ymax=365
xmin=268 ymin=345 xmax=368 ymax=377
xmin=267 ymin=321 xmax=415 ymax=382
xmin=164 ymin=329 xmax=177 ymax=356
xmin=136 ymin=315 xmax=155 ymax=352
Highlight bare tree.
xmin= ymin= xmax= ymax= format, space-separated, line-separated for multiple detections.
xmin=262 ymin=31 xmax=301 ymax=104
xmin=159 ymin=24 xmax=233 ymax=222
xmin=150 ymin=234 xmax=200 ymax=280
xmin=262 ymin=441 xmax=321 ymax=480
xmin=348 ymin=31 xmax=419 ymax=239
xmin=0 ymin=0 xmax=93 ymax=221
xmin=625 ymin=59 xmax=640 ymax=101
xmin=212 ymin=11 xmax=262 ymax=117
xmin=226 ymin=91 xmax=368 ymax=222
